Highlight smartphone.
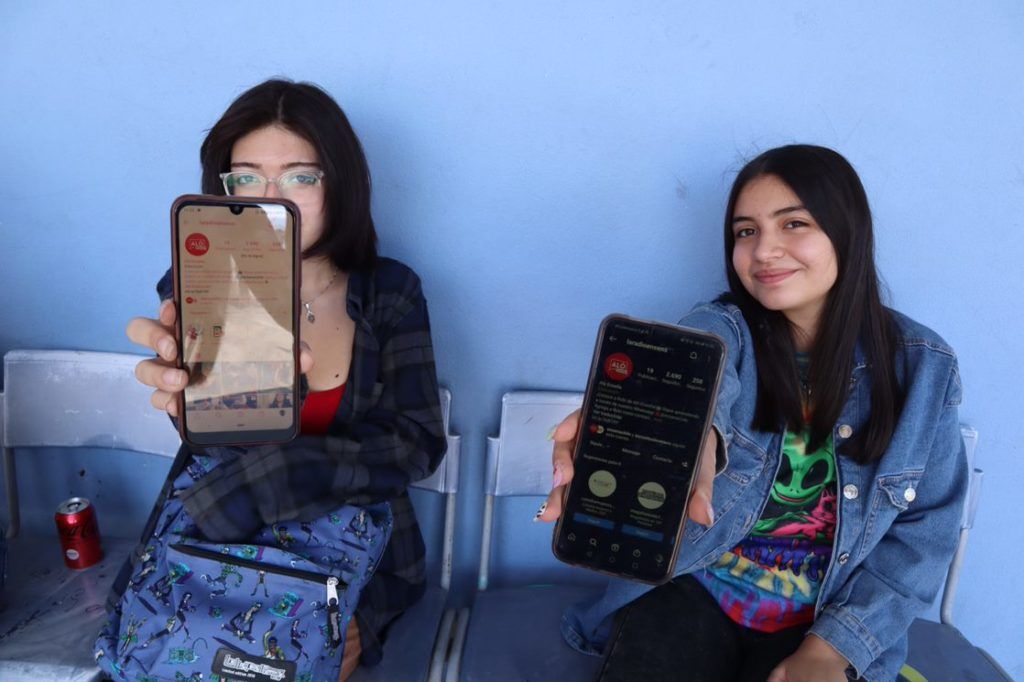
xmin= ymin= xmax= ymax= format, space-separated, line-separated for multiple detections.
xmin=170 ymin=194 xmax=301 ymax=447
xmin=552 ymin=314 xmax=726 ymax=584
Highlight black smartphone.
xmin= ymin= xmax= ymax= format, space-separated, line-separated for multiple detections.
xmin=552 ymin=314 xmax=726 ymax=584
xmin=170 ymin=195 xmax=301 ymax=447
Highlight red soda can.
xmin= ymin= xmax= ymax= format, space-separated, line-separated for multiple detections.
xmin=55 ymin=497 xmax=103 ymax=569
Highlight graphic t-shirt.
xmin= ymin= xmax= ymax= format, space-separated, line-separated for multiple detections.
xmin=695 ymin=358 xmax=837 ymax=632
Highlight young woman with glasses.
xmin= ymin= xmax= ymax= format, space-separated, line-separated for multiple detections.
xmin=124 ymin=79 xmax=447 ymax=680
xmin=538 ymin=145 xmax=968 ymax=682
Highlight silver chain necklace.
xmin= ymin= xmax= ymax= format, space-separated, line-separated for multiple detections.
xmin=301 ymin=270 xmax=340 ymax=324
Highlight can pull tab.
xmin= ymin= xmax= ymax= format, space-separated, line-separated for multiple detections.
xmin=326 ymin=577 xmax=343 ymax=647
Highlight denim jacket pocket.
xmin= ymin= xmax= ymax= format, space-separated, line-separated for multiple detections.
xmin=859 ymin=469 xmax=925 ymax=559
xmin=877 ymin=470 xmax=925 ymax=511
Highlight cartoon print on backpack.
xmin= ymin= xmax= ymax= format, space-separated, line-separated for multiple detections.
xmin=173 ymin=672 xmax=203 ymax=682
xmin=291 ymin=619 xmax=310 ymax=661
xmin=264 ymin=622 xmax=287 ymax=660
xmin=202 ymin=562 xmax=243 ymax=597
xmin=165 ymin=637 xmax=208 ymax=664
xmin=128 ymin=545 xmax=158 ymax=592
xmin=274 ymin=524 xmax=299 ymax=548
xmin=118 ymin=615 xmax=146 ymax=655
xmin=251 ymin=570 xmax=271 ymax=597
xmin=221 ymin=601 xmax=263 ymax=643
xmin=149 ymin=561 xmax=193 ymax=606
xmin=270 ymin=591 xmax=304 ymax=618
xmin=174 ymin=592 xmax=197 ymax=639
xmin=140 ymin=615 xmax=179 ymax=649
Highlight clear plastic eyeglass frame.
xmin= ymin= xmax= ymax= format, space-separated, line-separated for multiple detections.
xmin=219 ymin=169 xmax=325 ymax=198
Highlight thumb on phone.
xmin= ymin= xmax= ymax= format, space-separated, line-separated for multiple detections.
xmin=299 ymin=342 xmax=315 ymax=374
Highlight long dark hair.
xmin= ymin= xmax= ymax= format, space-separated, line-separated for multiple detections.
xmin=722 ymin=144 xmax=903 ymax=464
xmin=199 ymin=78 xmax=378 ymax=271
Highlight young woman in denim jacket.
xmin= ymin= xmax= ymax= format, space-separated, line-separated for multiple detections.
xmin=125 ymin=80 xmax=447 ymax=680
xmin=538 ymin=145 xmax=968 ymax=682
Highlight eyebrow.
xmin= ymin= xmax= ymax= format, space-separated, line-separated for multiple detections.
xmin=229 ymin=161 xmax=321 ymax=170
xmin=731 ymin=205 xmax=807 ymax=224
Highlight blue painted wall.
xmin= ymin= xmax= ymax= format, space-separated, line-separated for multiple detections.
xmin=2 ymin=2 xmax=1021 ymax=676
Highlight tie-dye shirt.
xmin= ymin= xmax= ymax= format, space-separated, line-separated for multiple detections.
xmin=695 ymin=359 xmax=837 ymax=632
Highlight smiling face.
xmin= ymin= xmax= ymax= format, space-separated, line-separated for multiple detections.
xmin=230 ymin=124 xmax=326 ymax=252
xmin=730 ymin=174 xmax=839 ymax=342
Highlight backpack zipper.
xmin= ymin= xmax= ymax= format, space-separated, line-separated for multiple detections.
xmin=171 ymin=543 xmax=346 ymax=646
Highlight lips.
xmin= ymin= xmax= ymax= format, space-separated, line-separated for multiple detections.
xmin=753 ymin=269 xmax=796 ymax=284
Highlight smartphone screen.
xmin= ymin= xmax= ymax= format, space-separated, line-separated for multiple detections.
xmin=172 ymin=195 xmax=300 ymax=446
xmin=552 ymin=315 xmax=725 ymax=584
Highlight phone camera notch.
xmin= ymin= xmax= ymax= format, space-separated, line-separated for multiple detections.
xmin=229 ymin=204 xmax=244 ymax=215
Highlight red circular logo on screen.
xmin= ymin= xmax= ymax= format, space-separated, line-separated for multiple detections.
xmin=604 ymin=353 xmax=633 ymax=381
xmin=185 ymin=233 xmax=210 ymax=256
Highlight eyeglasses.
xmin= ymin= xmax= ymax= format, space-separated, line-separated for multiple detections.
xmin=220 ymin=169 xmax=325 ymax=199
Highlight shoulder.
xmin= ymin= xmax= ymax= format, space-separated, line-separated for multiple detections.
xmin=888 ymin=309 xmax=956 ymax=358
xmin=353 ymin=257 xmax=424 ymax=299
xmin=348 ymin=257 xmax=428 ymax=327
xmin=678 ymin=299 xmax=751 ymax=350
xmin=887 ymin=309 xmax=962 ymax=406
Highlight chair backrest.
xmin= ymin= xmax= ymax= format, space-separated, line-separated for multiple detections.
xmin=408 ymin=386 xmax=462 ymax=590
xmin=2 ymin=350 xmax=182 ymax=538
xmin=941 ymin=426 xmax=983 ymax=625
xmin=959 ymin=426 xmax=981 ymax=531
xmin=479 ymin=390 xmax=596 ymax=590
xmin=411 ymin=387 xmax=460 ymax=495
xmin=486 ymin=391 xmax=583 ymax=497
xmin=2 ymin=349 xmax=181 ymax=454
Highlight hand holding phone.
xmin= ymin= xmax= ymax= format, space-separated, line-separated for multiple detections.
xmin=549 ymin=315 xmax=725 ymax=584
xmin=127 ymin=302 xmax=315 ymax=417
xmin=540 ymin=409 xmax=718 ymax=527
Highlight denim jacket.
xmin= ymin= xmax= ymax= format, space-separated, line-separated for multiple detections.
xmin=561 ymin=301 xmax=968 ymax=682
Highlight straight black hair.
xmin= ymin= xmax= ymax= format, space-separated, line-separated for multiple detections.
xmin=721 ymin=144 xmax=903 ymax=464
xmin=200 ymin=78 xmax=378 ymax=271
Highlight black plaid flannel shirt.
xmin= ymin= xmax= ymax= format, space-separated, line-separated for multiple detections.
xmin=155 ymin=257 xmax=447 ymax=665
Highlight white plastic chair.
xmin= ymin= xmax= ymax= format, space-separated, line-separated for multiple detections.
xmin=447 ymin=390 xmax=603 ymax=682
xmin=1 ymin=350 xmax=181 ymax=682
xmin=901 ymin=427 xmax=1012 ymax=680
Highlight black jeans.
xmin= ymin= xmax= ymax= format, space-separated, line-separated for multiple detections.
xmin=597 ymin=574 xmax=811 ymax=682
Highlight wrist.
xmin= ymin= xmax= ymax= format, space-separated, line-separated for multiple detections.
xmin=801 ymin=634 xmax=850 ymax=670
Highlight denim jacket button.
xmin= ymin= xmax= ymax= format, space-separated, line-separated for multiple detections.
xmin=838 ymin=552 xmax=850 ymax=565
xmin=904 ymin=487 xmax=917 ymax=503
xmin=843 ymin=484 xmax=859 ymax=500
xmin=838 ymin=424 xmax=853 ymax=439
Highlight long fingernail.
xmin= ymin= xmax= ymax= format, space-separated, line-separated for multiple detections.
xmin=552 ymin=469 xmax=564 ymax=489
xmin=706 ymin=502 xmax=715 ymax=526
xmin=158 ymin=338 xmax=174 ymax=359
xmin=533 ymin=502 xmax=547 ymax=522
xmin=163 ymin=369 xmax=183 ymax=386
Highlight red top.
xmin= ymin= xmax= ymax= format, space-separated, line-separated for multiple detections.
xmin=300 ymin=383 xmax=346 ymax=435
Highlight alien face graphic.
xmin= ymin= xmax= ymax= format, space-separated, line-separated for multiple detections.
xmin=770 ymin=431 xmax=835 ymax=507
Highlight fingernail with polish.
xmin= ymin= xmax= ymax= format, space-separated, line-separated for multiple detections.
xmin=706 ymin=502 xmax=715 ymax=526
xmin=158 ymin=338 xmax=174 ymax=359
xmin=552 ymin=469 xmax=564 ymax=489
xmin=163 ymin=369 xmax=182 ymax=386
xmin=533 ymin=502 xmax=547 ymax=522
